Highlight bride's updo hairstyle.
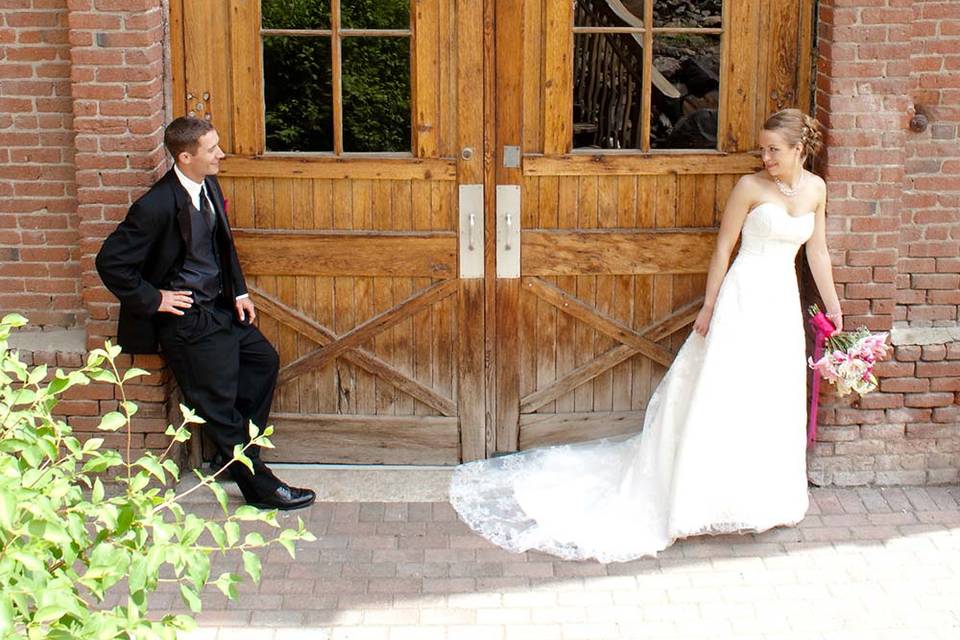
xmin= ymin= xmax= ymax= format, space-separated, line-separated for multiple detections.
xmin=762 ymin=108 xmax=823 ymax=159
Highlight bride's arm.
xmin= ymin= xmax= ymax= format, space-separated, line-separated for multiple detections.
xmin=804 ymin=179 xmax=843 ymax=332
xmin=693 ymin=177 xmax=754 ymax=336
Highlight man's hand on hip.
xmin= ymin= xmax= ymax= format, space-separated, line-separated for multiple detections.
xmin=236 ymin=296 xmax=256 ymax=324
xmin=157 ymin=290 xmax=193 ymax=315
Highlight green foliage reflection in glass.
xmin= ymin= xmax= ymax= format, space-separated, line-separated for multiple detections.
xmin=264 ymin=36 xmax=334 ymax=152
xmin=262 ymin=0 xmax=330 ymax=29
xmin=342 ymin=37 xmax=411 ymax=153
xmin=262 ymin=0 xmax=412 ymax=153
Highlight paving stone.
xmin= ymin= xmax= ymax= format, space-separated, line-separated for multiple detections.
xmin=179 ymin=487 xmax=960 ymax=640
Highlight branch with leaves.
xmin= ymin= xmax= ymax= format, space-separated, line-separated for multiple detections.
xmin=0 ymin=314 xmax=316 ymax=639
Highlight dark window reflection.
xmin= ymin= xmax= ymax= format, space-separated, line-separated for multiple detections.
xmin=573 ymin=33 xmax=646 ymax=149
xmin=654 ymin=0 xmax=722 ymax=29
xmin=262 ymin=0 xmax=330 ymax=30
xmin=342 ymin=0 xmax=410 ymax=29
xmin=342 ymin=37 xmax=411 ymax=152
xmin=650 ymin=34 xmax=720 ymax=149
xmin=264 ymin=36 xmax=334 ymax=152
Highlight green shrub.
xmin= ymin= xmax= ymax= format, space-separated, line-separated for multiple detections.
xmin=0 ymin=314 xmax=315 ymax=639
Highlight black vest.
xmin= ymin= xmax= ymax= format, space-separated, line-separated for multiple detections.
xmin=166 ymin=198 xmax=222 ymax=305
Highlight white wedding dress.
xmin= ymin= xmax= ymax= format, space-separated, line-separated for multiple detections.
xmin=450 ymin=202 xmax=815 ymax=562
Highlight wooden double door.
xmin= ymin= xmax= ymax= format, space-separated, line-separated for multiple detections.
xmin=170 ymin=0 xmax=814 ymax=464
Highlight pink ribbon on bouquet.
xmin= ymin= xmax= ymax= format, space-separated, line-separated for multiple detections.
xmin=807 ymin=312 xmax=836 ymax=447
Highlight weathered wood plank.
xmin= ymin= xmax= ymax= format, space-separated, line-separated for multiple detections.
xmin=413 ymin=0 xmax=440 ymax=157
xmin=279 ymin=279 xmax=457 ymax=386
xmin=218 ymin=156 xmax=457 ymax=181
xmin=355 ymin=276 xmax=376 ymax=415
xmin=522 ymin=344 xmax=635 ymax=414
xmin=262 ymin=414 xmax=459 ymax=464
xmin=518 ymin=411 xmax=644 ymax=450
xmin=459 ymin=279 xmax=486 ymax=460
xmin=524 ymin=277 xmax=675 ymax=368
xmin=495 ymin=279 xmax=521 ymax=452
xmin=232 ymin=232 xmax=457 ymax=277
xmin=522 ymin=0 xmax=543 ymax=153
xmin=522 ymin=230 xmax=716 ymax=276
xmin=523 ymin=152 xmax=763 ymax=176
xmin=543 ymin=0 xmax=573 ymax=154
xmin=228 ymin=0 xmax=262 ymax=154
xmin=252 ymin=285 xmax=457 ymax=416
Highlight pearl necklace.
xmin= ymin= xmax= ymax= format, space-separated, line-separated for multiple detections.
xmin=774 ymin=172 xmax=805 ymax=198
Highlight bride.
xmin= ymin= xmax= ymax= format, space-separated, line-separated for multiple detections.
xmin=449 ymin=109 xmax=843 ymax=563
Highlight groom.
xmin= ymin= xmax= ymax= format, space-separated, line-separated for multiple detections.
xmin=95 ymin=116 xmax=315 ymax=511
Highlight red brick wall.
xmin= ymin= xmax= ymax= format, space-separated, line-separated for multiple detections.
xmin=813 ymin=0 xmax=960 ymax=485
xmin=901 ymin=0 xmax=960 ymax=325
xmin=0 ymin=0 xmax=82 ymax=328
xmin=65 ymin=0 xmax=173 ymax=457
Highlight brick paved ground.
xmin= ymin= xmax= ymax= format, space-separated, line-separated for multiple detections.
xmin=173 ymin=486 xmax=960 ymax=640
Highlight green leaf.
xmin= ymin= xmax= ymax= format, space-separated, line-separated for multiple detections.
xmin=0 ymin=596 xmax=13 ymax=635
xmin=247 ymin=420 xmax=260 ymax=439
xmin=209 ymin=482 xmax=229 ymax=513
xmin=161 ymin=458 xmax=181 ymax=482
xmin=128 ymin=557 xmax=148 ymax=594
xmin=120 ymin=400 xmax=139 ymax=417
xmin=179 ymin=404 xmax=206 ymax=425
xmin=242 ymin=551 xmax=262 ymax=583
xmin=178 ymin=584 xmax=201 ymax=613
xmin=206 ymin=522 xmax=226 ymax=548
xmin=0 ymin=489 xmax=13 ymax=530
xmin=137 ymin=456 xmax=166 ymax=483
xmin=97 ymin=411 xmax=127 ymax=432
xmin=11 ymin=550 xmax=45 ymax=572
xmin=224 ymin=521 xmax=240 ymax=546
xmin=2 ymin=312 xmax=28 ymax=327
xmin=213 ymin=572 xmax=240 ymax=600
xmin=33 ymin=605 xmax=69 ymax=624
xmin=27 ymin=364 xmax=48 ymax=386
xmin=232 ymin=505 xmax=262 ymax=521
xmin=92 ymin=477 xmax=104 ymax=503
xmin=86 ymin=369 xmax=117 ymax=384
xmin=10 ymin=388 xmax=36 ymax=406
xmin=233 ymin=445 xmax=254 ymax=473
xmin=121 ymin=367 xmax=150 ymax=383
xmin=244 ymin=532 xmax=266 ymax=547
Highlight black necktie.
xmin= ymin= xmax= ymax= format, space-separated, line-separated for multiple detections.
xmin=199 ymin=185 xmax=216 ymax=230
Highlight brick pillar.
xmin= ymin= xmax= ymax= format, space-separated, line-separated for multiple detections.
xmin=67 ymin=0 xmax=173 ymax=454
xmin=0 ymin=0 xmax=82 ymax=328
xmin=812 ymin=0 xmax=959 ymax=485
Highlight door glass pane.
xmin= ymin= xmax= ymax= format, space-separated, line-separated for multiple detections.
xmin=341 ymin=0 xmax=410 ymax=30
xmin=573 ymin=33 xmax=645 ymax=149
xmin=263 ymin=36 xmax=334 ymax=152
xmin=650 ymin=34 xmax=721 ymax=149
xmin=342 ymin=37 xmax=411 ymax=152
xmin=262 ymin=0 xmax=330 ymax=30
xmin=654 ymin=0 xmax=722 ymax=28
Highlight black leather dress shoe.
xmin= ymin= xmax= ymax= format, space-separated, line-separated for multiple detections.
xmin=248 ymin=484 xmax=316 ymax=511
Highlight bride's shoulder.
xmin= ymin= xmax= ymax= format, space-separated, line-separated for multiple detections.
xmin=732 ymin=172 xmax=766 ymax=197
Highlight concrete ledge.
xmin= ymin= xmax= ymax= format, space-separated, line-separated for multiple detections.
xmin=7 ymin=328 xmax=86 ymax=354
xmin=891 ymin=325 xmax=960 ymax=346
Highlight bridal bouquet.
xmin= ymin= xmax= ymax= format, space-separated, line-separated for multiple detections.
xmin=807 ymin=305 xmax=890 ymax=397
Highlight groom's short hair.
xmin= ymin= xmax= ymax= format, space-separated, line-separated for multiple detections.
xmin=164 ymin=116 xmax=215 ymax=158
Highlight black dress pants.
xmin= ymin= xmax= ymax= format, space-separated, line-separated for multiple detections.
xmin=156 ymin=303 xmax=282 ymax=502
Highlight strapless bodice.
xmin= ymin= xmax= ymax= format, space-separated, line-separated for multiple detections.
xmin=737 ymin=202 xmax=815 ymax=262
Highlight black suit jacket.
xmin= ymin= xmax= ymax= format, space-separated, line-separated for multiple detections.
xmin=95 ymin=169 xmax=247 ymax=354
